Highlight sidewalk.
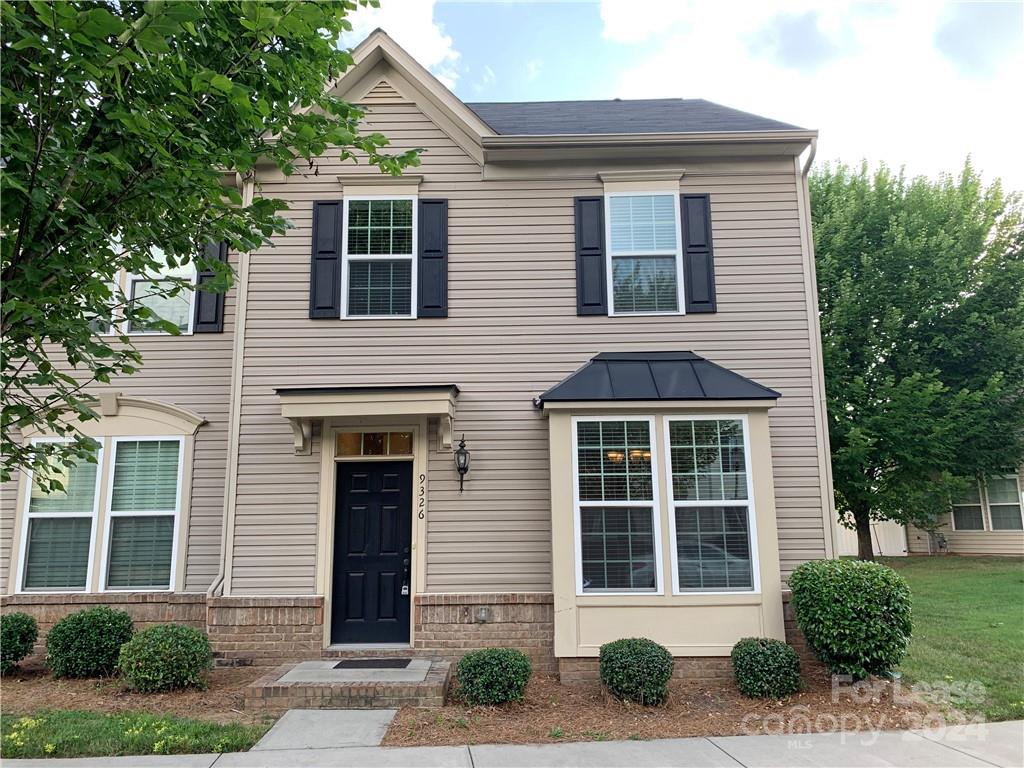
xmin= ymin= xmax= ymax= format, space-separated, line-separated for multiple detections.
xmin=6 ymin=720 xmax=1022 ymax=768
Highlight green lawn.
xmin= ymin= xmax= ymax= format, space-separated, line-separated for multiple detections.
xmin=0 ymin=710 xmax=269 ymax=759
xmin=881 ymin=556 xmax=1024 ymax=721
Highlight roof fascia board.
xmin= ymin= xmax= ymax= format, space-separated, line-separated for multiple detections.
xmin=482 ymin=129 xmax=817 ymax=149
xmin=540 ymin=399 xmax=777 ymax=412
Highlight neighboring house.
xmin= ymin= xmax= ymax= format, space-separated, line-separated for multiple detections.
xmin=906 ymin=468 xmax=1024 ymax=556
xmin=0 ymin=31 xmax=838 ymax=679
xmin=835 ymin=520 xmax=908 ymax=558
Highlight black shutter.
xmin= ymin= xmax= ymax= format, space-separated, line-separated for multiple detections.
xmin=417 ymin=199 xmax=448 ymax=318
xmin=193 ymin=240 xmax=227 ymax=333
xmin=680 ymin=194 xmax=717 ymax=313
xmin=309 ymin=200 xmax=343 ymax=318
xmin=574 ymin=196 xmax=607 ymax=315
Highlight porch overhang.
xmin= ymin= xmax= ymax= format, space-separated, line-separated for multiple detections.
xmin=276 ymin=385 xmax=459 ymax=455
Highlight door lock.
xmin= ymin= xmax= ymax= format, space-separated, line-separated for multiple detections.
xmin=400 ymin=557 xmax=410 ymax=597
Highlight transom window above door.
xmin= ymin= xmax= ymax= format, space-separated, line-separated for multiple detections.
xmin=336 ymin=431 xmax=414 ymax=457
xmin=606 ymin=194 xmax=684 ymax=315
xmin=343 ymin=197 xmax=416 ymax=318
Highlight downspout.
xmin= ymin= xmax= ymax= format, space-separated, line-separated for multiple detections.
xmin=208 ymin=171 xmax=255 ymax=598
xmin=794 ymin=138 xmax=838 ymax=559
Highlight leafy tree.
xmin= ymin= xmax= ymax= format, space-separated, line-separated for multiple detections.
xmin=1 ymin=1 xmax=417 ymax=489
xmin=811 ymin=162 xmax=1024 ymax=559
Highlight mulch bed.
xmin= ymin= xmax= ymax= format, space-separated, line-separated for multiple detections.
xmin=384 ymin=668 xmax=945 ymax=746
xmin=1 ymin=662 xmax=269 ymax=725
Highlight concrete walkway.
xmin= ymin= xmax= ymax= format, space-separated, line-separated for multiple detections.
xmin=7 ymin=720 xmax=1022 ymax=768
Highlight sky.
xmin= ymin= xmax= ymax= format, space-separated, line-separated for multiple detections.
xmin=341 ymin=0 xmax=1024 ymax=191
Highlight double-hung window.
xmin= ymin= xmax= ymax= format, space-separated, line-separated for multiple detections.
xmin=951 ymin=483 xmax=985 ymax=530
xmin=20 ymin=443 xmax=102 ymax=592
xmin=573 ymin=418 xmax=660 ymax=593
xmin=126 ymin=248 xmax=195 ymax=334
xmin=18 ymin=436 xmax=184 ymax=593
xmin=952 ymin=476 xmax=1023 ymax=531
xmin=343 ymin=197 xmax=416 ymax=318
xmin=606 ymin=193 xmax=684 ymax=315
xmin=986 ymin=476 xmax=1023 ymax=530
xmin=103 ymin=438 xmax=183 ymax=590
xmin=667 ymin=417 xmax=756 ymax=592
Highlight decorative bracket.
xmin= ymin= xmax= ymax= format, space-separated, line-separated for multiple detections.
xmin=290 ymin=418 xmax=313 ymax=455
xmin=439 ymin=414 xmax=454 ymax=450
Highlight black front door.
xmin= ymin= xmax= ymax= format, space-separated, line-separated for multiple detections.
xmin=332 ymin=461 xmax=413 ymax=644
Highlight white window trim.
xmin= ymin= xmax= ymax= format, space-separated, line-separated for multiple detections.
xmin=123 ymin=268 xmax=197 ymax=336
xmin=570 ymin=415 xmax=664 ymax=597
xmin=604 ymin=191 xmax=686 ymax=318
xmin=983 ymin=475 xmax=1024 ymax=531
xmin=99 ymin=436 xmax=185 ymax=592
xmin=664 ymin=414 xmax=761 ymax=596
xmin=341 ymin=195 xmax=418 ymax=320
xmin=950 ymin=480 xmax=985 ymax=532
xmin=16 ymin=438 xmax=104 ymax=595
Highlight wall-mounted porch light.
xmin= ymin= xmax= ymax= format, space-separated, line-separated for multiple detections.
xmin=454 ymin=434 xmax=471 ymax=493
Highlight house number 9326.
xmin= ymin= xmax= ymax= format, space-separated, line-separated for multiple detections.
xmin=418 ymin=473 xmax=426 ymax=519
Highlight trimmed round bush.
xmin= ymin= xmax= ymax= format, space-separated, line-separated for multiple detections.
xmin=117 ymin=624 xmax=213 ymax=693
xmin=456 ymin=647 xmax=532 ymax=705
xmin=1 ymin=612 xmax=39 ymax=674
xmin=789 ymin=558 xmax=912 ymax=679
xmin=47 ymin=606 xmax=134 ymax=678
xmin=731 ymin=637 xmax=801 ymax=698
xmin=599 ymin=638 xmax=674 ymax=705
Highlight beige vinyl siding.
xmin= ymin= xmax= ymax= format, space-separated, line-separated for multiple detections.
xmin=227 ymin=88 xmax=829 ymax=594
xmin=0 ymin=264 xmax=237 ymax=594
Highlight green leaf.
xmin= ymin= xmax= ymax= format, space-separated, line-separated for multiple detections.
xmin=210 ymin=74 xmax=233 ymax=93
xmin=78 ymin=8 xmax=127 ymax=38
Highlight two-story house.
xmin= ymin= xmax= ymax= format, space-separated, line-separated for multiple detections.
xmin=1 ymin=30 xmax=839 ymax=681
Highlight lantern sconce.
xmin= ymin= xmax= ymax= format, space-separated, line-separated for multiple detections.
xmin=454 ymin=434 xmax=471 ymax=493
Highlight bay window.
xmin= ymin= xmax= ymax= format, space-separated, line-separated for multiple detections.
xmin=667 ymin=418 xmax=755 ymax=592
xmin=573 ymin=418 xmax=659 ymax=593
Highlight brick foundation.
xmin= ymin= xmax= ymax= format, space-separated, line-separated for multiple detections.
xmin=558 ymin=655 xmax=732 ymax=684
xmin=0 ymin=592 xmax=206 ymax=661
xmin=206 ymin=596 xmax=324 ymax=665
xmin=413 ymin=592 xmax=557 ymax=674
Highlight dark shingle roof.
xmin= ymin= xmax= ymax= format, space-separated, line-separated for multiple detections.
xmin=466 ymin=98 xmax=801 ymax=136
xmin=538 ymin=352 xmax=780 ymax=403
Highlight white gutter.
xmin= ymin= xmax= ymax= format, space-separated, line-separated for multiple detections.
xmin=208 ymin=172 xmax=255 ymax=599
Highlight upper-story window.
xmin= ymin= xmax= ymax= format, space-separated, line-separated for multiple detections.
xmin=126 ymin=248 xmax=195 ymax=334
xmin=606 ymin=193 xmax=684 ymax=315
xmin=342 ymin=197 xmax=417 ymax=318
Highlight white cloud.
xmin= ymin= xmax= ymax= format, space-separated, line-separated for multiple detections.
xmin=526 ymin=59 xmax=543 ymax=82
xmin=341 ymin=0 xmax=461 ymax=89
xmin=472 ymin=64 xmax=497 ymax=94
xmin=600 ymin=1 xmax=1024 ymax=189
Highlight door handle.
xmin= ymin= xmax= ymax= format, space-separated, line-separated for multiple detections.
xmin=401 ymin=557 xmax=410 ymax=597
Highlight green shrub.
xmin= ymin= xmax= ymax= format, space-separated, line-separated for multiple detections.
xmin=731 ymin=637 xmax=801 ymax=698
xmin=46 ymin=607 xmax=133 ymax=678
xmin=456 ymin=647 xmax=532 ymax=705
xmin=117 ymin=624 xmax=213 ymax=693
xmin=599 ymin=638 xmax=674 ymax=705
xmin=1 ymin=613 xmax=39 ymax=674
xmin=789 ymin=558 xmax=912 ymax=679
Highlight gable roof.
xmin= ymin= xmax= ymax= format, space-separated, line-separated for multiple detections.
xmin=538 ymin=352 xmax=780 ymax=403
xmin=466 ymin=98 xmax=802 ymax=136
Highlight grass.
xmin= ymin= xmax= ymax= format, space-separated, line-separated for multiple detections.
xmin=880 ymin=556 xmax=1024 ymax=721
xmin=0 ymin=710 xmax=269 ymax=759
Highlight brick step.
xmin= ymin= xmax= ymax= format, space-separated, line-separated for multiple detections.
xmin=244 ymin=658 xmax=451 ymax=711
